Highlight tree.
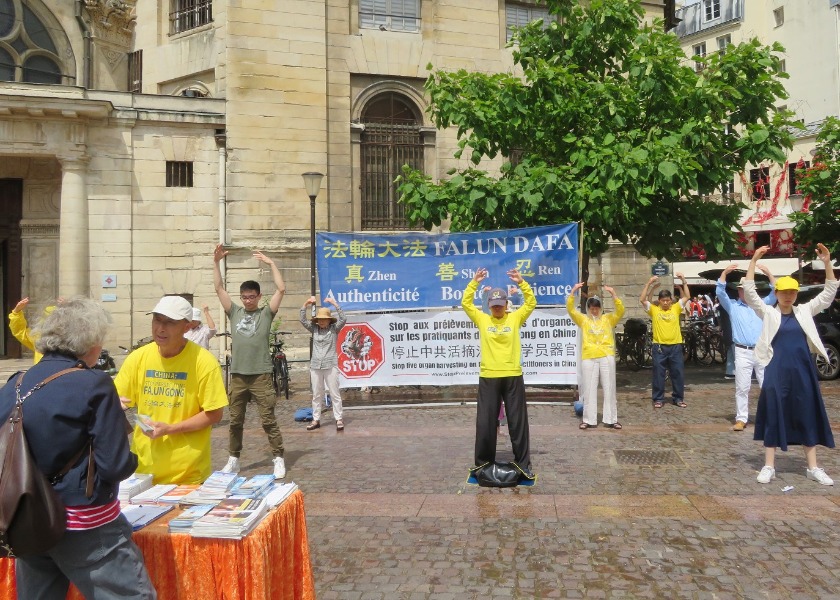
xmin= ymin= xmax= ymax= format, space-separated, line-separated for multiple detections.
xmin=790 ymin=117 xmax=840 ymax=256
xmin=397 ymin=0 xmax=797 ymax=281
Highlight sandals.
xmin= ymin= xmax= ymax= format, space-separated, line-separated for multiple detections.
xmin=336 ymin=420 xmax=344 ymax=431
xmin=306 ymin=421 xmax=321 ymax=431
xmin=653 ymin=402 xmax=663 ymax=409
xmin=673 ymin=401 xmax=688 ymax=408
xmin=579 ymin=422 xmax=592 ymax=430
xmin=606 ymin=422 xmax=623 ymax=430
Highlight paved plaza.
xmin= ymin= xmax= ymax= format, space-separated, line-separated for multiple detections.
xmin=3 ymin=359 xmax=840 ymax=599
xmin=212 ymin=363 xmax=840 ymax=600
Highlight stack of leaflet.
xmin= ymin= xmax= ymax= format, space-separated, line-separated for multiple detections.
xmin=263 ymin=482 xmax=299 ymax=509
xmin=190 ymin=498 xmax=269 ymax=539
xmin=168 ymin=504 xmax=216 ymax=534
xmin=121 ymin=504 xmax=175 ymax=531
xmin=130 ymin=484 xmax=177 ymax=504
xmin=180 ymin=472 xmax=240 ymax=505
xmin=157 ymin=484 xmax=200 ymax=505
xmin=118 ymin=472 xmax=154 ymax=502
xmin=229 ymin=474 xmax=275 ymax=500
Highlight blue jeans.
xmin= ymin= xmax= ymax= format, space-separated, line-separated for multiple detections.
xmin=15 ymin=515 xmax=156 ymax=600
xmin=652 ymin=343 xmax=685 ymax=405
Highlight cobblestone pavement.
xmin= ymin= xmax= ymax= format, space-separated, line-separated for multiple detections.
xmin=5 ymin=358 xmax=840 ymax=599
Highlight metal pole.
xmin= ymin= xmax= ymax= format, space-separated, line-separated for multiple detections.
xmin=309 ymin=193 xmax=316 ymax=359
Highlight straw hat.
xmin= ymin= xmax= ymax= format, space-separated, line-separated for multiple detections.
xmin=311 ymin=307 xmax=337 ymax=323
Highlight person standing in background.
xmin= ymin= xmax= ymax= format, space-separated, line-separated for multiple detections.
xmin=300 ymin=296 xmax=347 ymax=431
xmin=184 ymin=304 xmax=217 ymax=350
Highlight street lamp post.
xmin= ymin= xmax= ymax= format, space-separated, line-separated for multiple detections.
xmin=302 ymin=171 xmax=324 ymax=341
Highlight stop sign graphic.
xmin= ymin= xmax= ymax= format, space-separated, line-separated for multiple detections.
xmin=337 ymin=322 xmax=385 ymax=378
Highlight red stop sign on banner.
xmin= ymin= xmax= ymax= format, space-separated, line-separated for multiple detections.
xmin=337 ymin=323 xmax=385 ymax=378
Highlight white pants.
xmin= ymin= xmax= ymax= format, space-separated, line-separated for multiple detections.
xmin=734 ymin=345 xmax=764 ymax=424
xmin=311 ymin=366 xmax=343 ymax=422
xmin=581 ymin=355 xmax=617 ymax=425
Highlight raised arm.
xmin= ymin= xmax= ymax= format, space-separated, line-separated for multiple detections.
xmin=202 ymin=304 xmax=216 ymax=332
xmin=253 ymin=251 xmax=286 ymax=314
xmin=324 ymin=296 xmax=347 ymax=329
xmin=675 ymin=272 xmax=690 ymax=303
xmin=640 ymin=276 xmax=657 ymax=306
xmin=213 ymin=244 xmax=233 ymax=313
xmin=817 ymin=243 xmax=836 ymax=283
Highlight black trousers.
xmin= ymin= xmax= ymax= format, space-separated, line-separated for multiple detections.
xmin=476 ymin=375 xmax=530 ymax=468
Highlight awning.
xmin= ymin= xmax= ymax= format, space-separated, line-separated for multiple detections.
xmin=672 ymin=257 xmax=800 ymax=285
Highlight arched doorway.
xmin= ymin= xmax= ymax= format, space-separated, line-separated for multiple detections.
xmin=0 ymin=178 xmax=22 ymax=357
xmin=359 ymin=92 xmax=424 ymax=230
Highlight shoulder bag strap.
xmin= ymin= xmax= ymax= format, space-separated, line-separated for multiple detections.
xmin=16 ymin=367 xmax=92 ymax=489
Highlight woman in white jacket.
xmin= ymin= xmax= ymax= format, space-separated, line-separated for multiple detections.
xmin=745 ymin=244 xmax=838 ymax=486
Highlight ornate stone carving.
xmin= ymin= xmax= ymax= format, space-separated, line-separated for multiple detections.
xmin=85 ymin=0 xmax=137 ymax=47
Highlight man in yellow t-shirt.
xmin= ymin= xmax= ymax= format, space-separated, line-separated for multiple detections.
xmin=115 ymin=296 xmax=228 ymax=484
xmin=640 ymin=273 xmax=690 ymax=409
xmin=462 ymin=267 xmax=537 ymax=477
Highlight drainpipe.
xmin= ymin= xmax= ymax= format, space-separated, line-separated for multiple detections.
xmin=74 ymin=0 xmax=92 ymax=88
xmin=215 ymin=129 xmax=228 ymax=354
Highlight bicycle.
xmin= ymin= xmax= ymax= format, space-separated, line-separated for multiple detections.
xmin=616 ymin=318 xmax=650 ymax=370
xmin=270 ymin=331 xmax=290 ymax=399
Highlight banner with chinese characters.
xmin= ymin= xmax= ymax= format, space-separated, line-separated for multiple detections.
xmin=335 ymin=308 xmax=579 ymax=387
xmin=316 ymin=224 xmax=578 ymax=312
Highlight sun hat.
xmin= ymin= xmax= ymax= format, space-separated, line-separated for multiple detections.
xmin=774 ymin=276 xmax=800 ymax=292
xmin=487 ymin=288 xmax=508 ymax=308
xmin=191 ymin=307 xmax=202 ymax=322
xmin=148 ymin=296 xmax=193 ymax=321
xmin=311 ymin=307 xmax=337 ymax=323
xmin=586 ymin=295 xmax=602 ymax=308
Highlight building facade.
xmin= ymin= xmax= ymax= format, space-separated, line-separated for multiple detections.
xmin=672 ymin=0 xmax=840 ymax=286
xmin=0 ymin=0 xmax=673 ymax=357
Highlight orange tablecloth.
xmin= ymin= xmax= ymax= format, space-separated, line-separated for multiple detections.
xmin=0 ymin=489 xmax=315 ymax=600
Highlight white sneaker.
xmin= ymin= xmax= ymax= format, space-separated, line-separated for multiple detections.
xmin=756 ymin=466 xmax=775 ymax=484
xmin=273 ymin=457 xmax=286 ymax=479
xmin=806 ymin=467 xmax=834 ymax=486
xmin=221 ymin=456 xmax=240 ymax=474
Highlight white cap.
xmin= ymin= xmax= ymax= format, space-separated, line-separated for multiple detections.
xmin=191 ymin=307 xmax=202 ymax=322
xmin=148 ymin=296 xmax=193 ymax=321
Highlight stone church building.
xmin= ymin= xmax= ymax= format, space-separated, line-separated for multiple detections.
xmin=0 ymin=0 xmax=673 ymax=357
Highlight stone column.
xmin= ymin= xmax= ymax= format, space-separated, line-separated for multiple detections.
xmin=58 ymin=157 xmax=90 ymax=296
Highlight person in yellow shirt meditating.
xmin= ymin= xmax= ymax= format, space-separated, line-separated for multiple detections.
xmin=567 ymin=283 xmax=625 ymax=430
xmin=462 ymin=267 xmax=537 ymax=481
xmin=8 ymin=297 xmax=58 ymax=363
xmin=115 ymin=295 xmax=228 ymax=485
xmin=640 ymin=273 xmax=690 ymax=409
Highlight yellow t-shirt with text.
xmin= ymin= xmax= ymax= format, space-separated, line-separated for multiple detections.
xmin=646 ymin=302 xmax=684 ymax=345
xmin=115 ymin=341 xmax=228 ymax=485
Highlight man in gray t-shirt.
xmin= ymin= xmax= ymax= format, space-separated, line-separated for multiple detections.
xmin=213 ymin=244 xmax=287 ymax=479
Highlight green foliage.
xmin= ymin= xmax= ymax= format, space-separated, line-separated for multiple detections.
xmin=397 ymin=0 xmax=797 ymax=262
xmin=790 ymin=117 xmax=840 ymax=256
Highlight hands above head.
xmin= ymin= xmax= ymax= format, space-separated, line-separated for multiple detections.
xmin=816 ymin=242 xmax=832 ymax=264
xmin=507 ymin=268 xmax=523 ymax=284
xmin=252 ymin=251 xmax=275 ymax=266
xmin=603 ymin=285 xmax=616 ymax=297
xmin=675 ymin=272 xmax=686 ymax=281
xmin=304 ymin=296 xmax=316 ymax=307
xmin=648 ymin=276 xmax=659 ymax=286
xmin=213 ymin=244 xmax=228 ymax=263
xmin=13 ymin=297 xmax=29 ymax=313
xmin=473 ymin=268 xmax=488 ymax=283
xmin=570 ymin=282 xmax=585 ymax=294
xmin=323 ymin=297 xmax=338 ymax=307
xmin=752 ymin=245 xmax=770 ymax=262
xmin=755 ymin=263 xmax=772 ymax=277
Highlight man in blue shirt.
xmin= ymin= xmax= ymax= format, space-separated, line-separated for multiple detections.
xmin=716 ymin=264 xmax=776 ymax=431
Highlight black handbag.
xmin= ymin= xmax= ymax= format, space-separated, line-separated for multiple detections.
xmin=0 ymin=368 xmax=90 ymax=558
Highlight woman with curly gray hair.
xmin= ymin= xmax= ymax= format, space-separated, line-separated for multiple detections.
xmin=0 ymin=297 xmax=156 ymax=599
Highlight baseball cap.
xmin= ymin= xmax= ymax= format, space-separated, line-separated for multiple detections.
xmin=148 ymin=296 xmax=193 ymax=321
xmin=191 ymin=307 xmax=202 ymax=322
xmin=487 ymin=288 xmax=508 ymax=308
xmin=775 ymin=276 xmax=800 ymax=292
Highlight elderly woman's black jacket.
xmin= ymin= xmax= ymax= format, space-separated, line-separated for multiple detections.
xmin=0 ymin=353 xmax=137 ymax=506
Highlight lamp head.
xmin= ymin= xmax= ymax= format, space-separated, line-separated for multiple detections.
xmin=302 ymin=172 xmax=324 ymax=198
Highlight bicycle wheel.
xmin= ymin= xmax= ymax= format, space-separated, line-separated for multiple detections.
xmin=630 ymin=336 xmax=647 ymax=370
xmin=272 ymin=357 xmax=281 ymax=395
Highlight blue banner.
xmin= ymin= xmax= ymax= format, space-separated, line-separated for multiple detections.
xmin=316 ymin=224 xmax=578 ymax=312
